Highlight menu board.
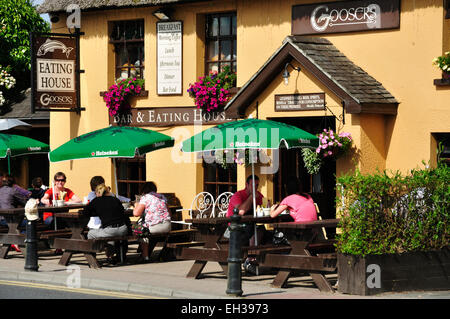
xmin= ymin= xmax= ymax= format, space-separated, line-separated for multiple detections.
xmin=157 ymin=21 xmax=182 ymax=95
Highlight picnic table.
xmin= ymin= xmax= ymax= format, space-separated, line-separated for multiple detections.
xmin=260 ymin=219 xmax=340 ymax=292
xmin=53 ymin=207 xmax=197 ymax=268
xmin=0 ymin=204 xmax=85 ymax=258
xmin=171 ymin=214 xmax=294 ymax=279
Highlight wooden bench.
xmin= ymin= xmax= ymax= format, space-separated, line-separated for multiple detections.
xmin=54 ymin=228 xmax=198 ymax=268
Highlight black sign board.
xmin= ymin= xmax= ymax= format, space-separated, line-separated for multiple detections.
xmin=31 ymin=33 xmax=82 ymax=113
xmin=292 ymin=0 xmax=400 ymax=35
xmin=275 ymin=93 xmax=325 ymax=112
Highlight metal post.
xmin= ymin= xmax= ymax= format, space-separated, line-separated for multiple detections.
xmin=24 ymin=219 xmax=39 ymax=271
xmin=226 ymin=208 xmax=243 ymax=296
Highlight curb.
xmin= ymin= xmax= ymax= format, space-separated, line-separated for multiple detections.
xmin=0 ymin=269 xmax=231 ymax=299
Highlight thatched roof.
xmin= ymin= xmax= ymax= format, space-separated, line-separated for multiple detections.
xmin=38 ymin=0 xmax=209 ymax=14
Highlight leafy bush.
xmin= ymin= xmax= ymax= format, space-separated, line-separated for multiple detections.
xmin=336 ymin=163 xmax=449 ymax=256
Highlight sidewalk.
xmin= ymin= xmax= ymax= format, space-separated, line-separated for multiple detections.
xmin=0 ymin=245 xmax=449 ymax=299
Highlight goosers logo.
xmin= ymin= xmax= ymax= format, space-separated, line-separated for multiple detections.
xmin=91 ymin=150 xmax=119 ymax=157
xmin=40 ymin=93 xmax=73 ymax=106
xmin=310 ymin=3 xmax=381 ymax=32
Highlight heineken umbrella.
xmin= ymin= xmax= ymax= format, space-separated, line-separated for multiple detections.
xmin=181 ymin=118 xmax=319 ymax=247
xmin=182 ymin=118 xmax=319 ymax=152
xmin=49 ymin=126 xmax=174 ymax=162
xmin=49 ymin=125 xmax=174 ymax=196
xmin=0 ymin=133 xmax=49 ymax=174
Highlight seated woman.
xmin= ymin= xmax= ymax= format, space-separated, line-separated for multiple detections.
xmin=133 ymin=181 xmax=171 ymax=262
xmin=270 ymin=178 xmax=317 ymax=222
xmin=83 ymin=183 xmax=130 ymax=263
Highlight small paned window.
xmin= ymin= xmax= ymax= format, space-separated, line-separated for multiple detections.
xmin=203 ymin=162 xmax=237 ymax=198
xmin=116 ymin=155 xmax=146 ymax=201
xmin=109 ymin=20 xmax=145 ymax=81
xmin=205 ymin=13 xmax=237 ymax=74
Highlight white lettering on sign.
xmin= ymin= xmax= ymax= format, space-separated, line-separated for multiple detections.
xmin=310 ymin=3 xmax=380 ymax=32
xmin=37 ymin=59 xmax=75 ymax=92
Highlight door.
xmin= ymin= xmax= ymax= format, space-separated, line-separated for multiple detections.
xmin=271 ymin=116 xmax=337 ymax=238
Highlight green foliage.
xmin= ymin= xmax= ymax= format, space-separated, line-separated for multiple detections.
xmin=0 ymin=0 xmax=50 ymax=100
xmin=336 ymin=164 xmax=450 ymax=256
xmin=301 ymin=148 xmax=322 ymax=175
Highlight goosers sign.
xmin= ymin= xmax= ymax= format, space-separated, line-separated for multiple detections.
xmin=31 ymin=35 xmax=77 ymax=111
xmin=292 ymin=0 xmax=400 ymax=35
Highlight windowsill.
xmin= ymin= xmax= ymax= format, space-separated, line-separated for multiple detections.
xmin=434 ymin=78 xmax=450 ymax=86
xmin=99 ymin=90 xmax=149 ymax=97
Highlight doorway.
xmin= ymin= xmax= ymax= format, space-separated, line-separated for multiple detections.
xmin=271 ymin=116 xmax=336 ymax=237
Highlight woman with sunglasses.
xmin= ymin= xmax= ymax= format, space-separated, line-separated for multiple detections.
xmin=40 ymin=172 xmax=82 ymax=225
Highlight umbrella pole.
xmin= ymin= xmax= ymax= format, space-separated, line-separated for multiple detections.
xmin=251 ymin=150 xmax=259 ymax=276
xmin=113 ymin=158 xmax=119 ymax=198
xmin=7 ymin=155 xmax=10 ymax=175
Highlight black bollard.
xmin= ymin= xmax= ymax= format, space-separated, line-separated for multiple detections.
xmin=24 ymin=218 xmax=39 ymax=271
xmin=226 ymin=207 xmax=243 ymax=296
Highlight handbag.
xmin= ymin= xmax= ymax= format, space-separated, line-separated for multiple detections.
xmin=132 ymin=213 xmax=150 ymax=237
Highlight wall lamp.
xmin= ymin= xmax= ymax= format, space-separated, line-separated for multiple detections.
xmin=153 ymin=8 xmax=173 ymax=21
xmin=282 ymin=62 xmax=301 ymax=86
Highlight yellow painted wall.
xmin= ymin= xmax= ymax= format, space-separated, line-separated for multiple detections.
xmin=48 ymin=0 xmax=450 ymax=214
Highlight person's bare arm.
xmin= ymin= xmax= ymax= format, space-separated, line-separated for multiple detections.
xmin=133 ymin=203 xmax=145 ymax=217
xmin=270 ymin=203 xmax=288 ymax=218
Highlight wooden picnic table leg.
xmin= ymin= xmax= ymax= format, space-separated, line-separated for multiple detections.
xmin=271 ymin=229 xmax=335 ymax=292
xmin=271 ymin=240 xmax=309 ymax=288
xmin=186 ymin=225 xmax=227 ymax=279
xmin=0 ymin=214 xmax=23 ymax=259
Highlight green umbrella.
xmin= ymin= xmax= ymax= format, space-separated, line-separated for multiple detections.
xmin=0 ymin=133 xmax=49 ymax=174
xmin=49 ymin=126 xmax=174 ymax=201
xmin=49 ymin=126 xmax=174 ymax=162
xmin=181 ymin=118 xmax=319 ymax=249
xmin=182 ymin=118 xmax=319 ymax=152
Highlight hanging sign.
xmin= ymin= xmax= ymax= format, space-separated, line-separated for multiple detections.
xmin=157 ymin=21 xmax=183 ymax=95
xmin=275 ymin=93 xmax=325 ymax=112
xmin=31 ymin=34 xmax=81 ymax=112
xmin=292 ymin=0 xmax=400 ymax=35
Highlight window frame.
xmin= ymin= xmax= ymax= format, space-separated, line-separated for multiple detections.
xmin=115 ymin=155 xmax=146 ymax=201
xmin=204 ymin=12 xmax=237 ymax=75
xmin=203 ymin=161 xmax=237 ymax=198
xmin=109 ymin=19 xmax=145 ymax=81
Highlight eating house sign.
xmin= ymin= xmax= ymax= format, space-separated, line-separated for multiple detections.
xmin=292 ymin=0 xmax=400 ymax=35
xmin=31 ymin=34 xmax=81 ymax=113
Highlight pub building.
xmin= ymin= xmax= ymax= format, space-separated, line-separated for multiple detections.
xmin=37 ymin=0 xmax=450 ymax=225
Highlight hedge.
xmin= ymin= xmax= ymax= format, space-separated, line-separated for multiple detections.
xmin=336 ymin=163 xmax=449 ymax=256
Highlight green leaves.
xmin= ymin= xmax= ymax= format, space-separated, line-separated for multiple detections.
xmin=0 ymin=0 xmax=50 ymax=101
xmin=336 ymin=164 xmax=450 ymax=256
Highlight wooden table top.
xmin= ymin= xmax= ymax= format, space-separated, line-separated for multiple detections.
xmin=186 ymin=213 xmax=293 ymax=225
xmin=272 ymin=218 xmax=340 ymax=229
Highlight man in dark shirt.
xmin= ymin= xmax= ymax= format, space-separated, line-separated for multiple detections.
xmin=0 ymin=175 xmax=28 ymax=209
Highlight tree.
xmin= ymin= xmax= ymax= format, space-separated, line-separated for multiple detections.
xmin=0 ymin=0 xmax=50 ymax=110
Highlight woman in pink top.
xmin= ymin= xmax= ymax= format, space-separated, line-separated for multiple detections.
xmin=270 ymin=179 xmax=317 ymax=222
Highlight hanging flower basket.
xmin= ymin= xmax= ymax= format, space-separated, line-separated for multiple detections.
xmin=302 ymin=129 xmax=353 ymax=175
xmin=214 ymin=149 xmax=265 ymax=169
xmin=103 ymin=77 xmax=144 ymax=117
xmin=187 ymin=66 xmax=236 ymax=112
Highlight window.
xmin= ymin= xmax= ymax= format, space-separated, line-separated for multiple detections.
xmin=434 ymin=133 xmax=450 ymax=165
xmin=205 ymin=13 xmax=237 ymax=74
xmin=116 ymin=155 xmax=146 ymax=201
xmin=203 ymin=162 xmax=237 ymax=198
xmin=109 ymin=20 xmax=145 ymax=80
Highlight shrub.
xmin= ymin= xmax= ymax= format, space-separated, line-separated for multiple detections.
xmin=336 ymin=163 xmax=449 ymax=256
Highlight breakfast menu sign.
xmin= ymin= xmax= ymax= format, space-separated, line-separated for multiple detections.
xmin=157 ymin=21 xmax=183 ymax=95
